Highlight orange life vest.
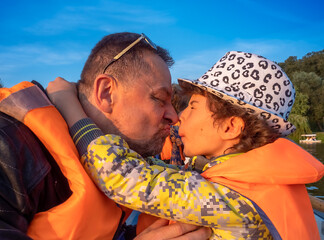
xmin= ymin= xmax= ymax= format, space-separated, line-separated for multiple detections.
xmin=0 ymin=82 xmax=152 ymax=239
xmin=201 ymin=138 xmax=324 ymax=240
xmin=160 ymin=134 xmax=173 ymax=160
xmin=160 ymin=122 xmax=185 ymax=162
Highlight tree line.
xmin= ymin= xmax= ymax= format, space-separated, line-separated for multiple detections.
xmin=279 ymin=50 xmax=324 ymax=141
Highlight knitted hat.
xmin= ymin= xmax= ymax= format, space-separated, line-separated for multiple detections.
xmin=178 ymin=51 xmax=296 ymax=136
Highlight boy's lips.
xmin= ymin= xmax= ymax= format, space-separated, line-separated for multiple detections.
xmin=178 ymin=129 xmax=184 ymax=138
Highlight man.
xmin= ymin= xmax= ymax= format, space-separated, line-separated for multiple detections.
xmin=77 ymin=32 xmax=178 ymax=158
xmin=0 ymin=32 xmax=210 ymax=239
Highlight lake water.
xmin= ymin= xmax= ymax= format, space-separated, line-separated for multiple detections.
xmin=300 ymin=143 xmax=324 ymax=198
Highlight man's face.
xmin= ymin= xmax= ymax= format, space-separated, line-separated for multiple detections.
xmin=110 ymin=53 xmax=178 ymax=157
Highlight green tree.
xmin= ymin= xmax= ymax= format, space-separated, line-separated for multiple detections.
xmin=290 ymin=71 xmax=324 ymax=131
xmin=280 ymin=50 xmax=324 ymax=133
xmin=288 ymin=90 xmax=312 ymax=142
xmin=301 ymin=50 xmax=324 ymax=79
xmin=288 ymin=114 xmax=312 ymax=142
xmin=279 ymin=56 xmax=299 ymax=77
xmin=290 ymin=90 xmax=310 ymax=116
xmin=279 ymin=50 xmax=324 ymax=78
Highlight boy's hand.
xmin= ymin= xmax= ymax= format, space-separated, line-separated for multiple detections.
xmin=47 ymin=77 xmax=77 ymax=96
xmin=47 ymin=77 xmax=87 ymax=127
xmin=135 ymin=219 xmax=212 ymax=240
xmin=46 ymin=77 xmax=78 ymax=106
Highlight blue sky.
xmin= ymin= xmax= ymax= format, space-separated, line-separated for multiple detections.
xmin=1 ymin=0 xmax=323 ymax=88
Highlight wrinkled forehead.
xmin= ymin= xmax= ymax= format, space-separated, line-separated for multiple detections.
xmin=139 ymin=77 xmax=173 ymax=97
xmin=135 ymin=53 xmax=172 ymax=94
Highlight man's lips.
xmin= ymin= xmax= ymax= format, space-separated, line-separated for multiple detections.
xmin=162 ymin=126 xmax=170 ymax=135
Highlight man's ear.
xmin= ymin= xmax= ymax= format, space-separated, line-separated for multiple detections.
xmin=219 ymin=116 xmax=244 ymax=140
xmin=93 ymin=74 xmax=118 ymax=113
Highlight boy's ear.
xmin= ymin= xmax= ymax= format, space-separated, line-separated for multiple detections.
xmin=220 ymin=116 xmax=244 ymax=140
xmin=93 ymin=74 xmax=118 ymax=113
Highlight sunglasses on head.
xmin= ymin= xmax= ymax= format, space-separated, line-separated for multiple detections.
xmin=102 ymin=33 xmax=157 ymax=74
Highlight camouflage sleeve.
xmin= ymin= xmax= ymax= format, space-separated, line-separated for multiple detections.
xmin=81 ymin=134 xmax=257 ymax=228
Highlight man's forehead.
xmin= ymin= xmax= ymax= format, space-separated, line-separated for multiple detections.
xmin=141 ymin=81 xmax=172 ymax=97
xmin=142 ymin=52 xmax=172 ymax=94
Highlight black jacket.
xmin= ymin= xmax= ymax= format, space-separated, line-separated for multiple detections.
xmin=0 ymin=112 xmax=71 ymax=239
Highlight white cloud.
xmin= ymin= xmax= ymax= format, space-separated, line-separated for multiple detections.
xmin=231 ymin=38 xmax=317 ymax=62
xmin=0 ymin=44 xmax=88 ymax=72
xmin=171 ymin=38 xmax=317 ymax=83
xmin=24 ymin=1 xmax=175 ymax=35
xmin=171 ymin=48 xmax=226 ymax=82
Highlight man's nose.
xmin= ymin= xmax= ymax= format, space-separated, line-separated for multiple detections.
xmin=165 ymin=105 xmax=179 ymax=125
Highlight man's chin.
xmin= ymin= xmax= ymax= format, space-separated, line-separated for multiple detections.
xmin=127 ymin=134 xmax=167 ymax=158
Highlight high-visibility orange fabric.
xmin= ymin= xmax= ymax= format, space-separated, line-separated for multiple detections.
xmin=0 ymin=81 xmax=32 ymax=99
xmin=160 ymin=135 xmax=173 ymax=160
xmin=160 ymin=122 xmax=185 ymax=162
xmin=0 ymin=82 xmax=153 ymax=239
xmin=201 ymin=138 xmax=324 ymax=240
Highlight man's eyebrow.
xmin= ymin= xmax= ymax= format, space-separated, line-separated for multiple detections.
xmin=151 ymin=87 xmax=171 ymax=97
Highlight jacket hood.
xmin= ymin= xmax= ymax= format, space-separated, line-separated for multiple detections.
xmin=203 ymin=138 xmax=324 ymax=185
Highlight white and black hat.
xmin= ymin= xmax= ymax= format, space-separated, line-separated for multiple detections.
xmin=178 ymin=51 xmax=296 ymax=137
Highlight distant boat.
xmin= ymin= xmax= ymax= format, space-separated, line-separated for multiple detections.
xmin=309 ymin=195 xmax=324 ymax=238
xmin=314 ymin=210 xmax=324 ymax=239
xmin=299 ymin=134 xmax=322 ymax=144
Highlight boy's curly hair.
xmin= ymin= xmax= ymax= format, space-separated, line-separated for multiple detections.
xmin=171 ymin=84 xmax=190 ymax=114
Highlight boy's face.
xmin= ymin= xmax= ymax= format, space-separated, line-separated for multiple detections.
xmin=178 ymin=94 xmax=224 ymax=159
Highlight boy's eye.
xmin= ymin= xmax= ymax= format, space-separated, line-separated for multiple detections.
xmin=189 ymin=103 xmax=196 ymax=109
